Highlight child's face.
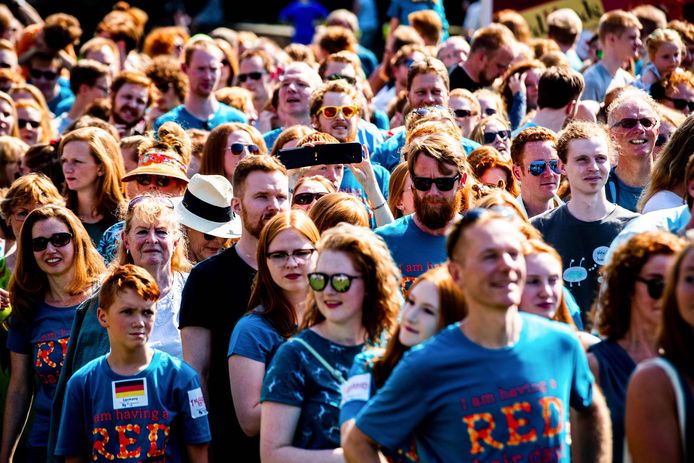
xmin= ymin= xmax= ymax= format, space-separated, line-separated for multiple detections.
xmin=653 ymin=42 xmax=682 ymax=75
xmin=98 ymin=288 xmax=156 ymax=350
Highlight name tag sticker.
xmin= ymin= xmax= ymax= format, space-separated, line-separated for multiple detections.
xmin=188 ymin=387 xmax=208 ymax=418
xmin=341 ymin=373 xmax=371 ymax=406
xmin=112 ymin=378 xmax=148 ymax=409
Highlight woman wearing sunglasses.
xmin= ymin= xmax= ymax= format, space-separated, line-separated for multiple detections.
xmin=340 ymin=266 xmax=465 ymax=463
xmin=588 ymin=231 xmax=685 ymax=463
xmin=467 ymin=146 xmax=520 ymax=197
xmin=200 ymin=122 xmax=268 ymax=184
xmin=470 ymin=115 xmax=513 ymax=160
xmin=2 ymin=205 xmax=104 ymax=462
xmin=228 ymin=211 xmax=319 ymax=441
xmin=59 ymin=126 xmax=126 ymax=246
xmin=291 ymin=175 xmax=336 ymax=212
xmin=0 ymin=92 xmax=19 ymax=139
xmin=260 ymin=223 xmax=400 ymax=463
xmin=15 ymin=98 xmax=54 ymax=146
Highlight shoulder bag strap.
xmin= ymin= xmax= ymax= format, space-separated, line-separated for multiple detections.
xmin=289 ymin=337 xmax=346 ymax=385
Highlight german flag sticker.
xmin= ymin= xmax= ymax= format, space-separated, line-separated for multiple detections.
xmin=112 ymin=378 xmax=149 ymax=409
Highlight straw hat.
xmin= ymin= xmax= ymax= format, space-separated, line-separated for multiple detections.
xmin=175 ymin=174 xmax=241 ymax=239
xmin=122 ymin=151 xmax=190 ymax=183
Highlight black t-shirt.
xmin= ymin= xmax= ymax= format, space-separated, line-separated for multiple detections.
xmin=179 ymin=245 xmax=258 ymax=461
xmin=449 ymin=64 xmax=484 ymax=92
xmin=531 ymin=204 xmax=638 ymax=325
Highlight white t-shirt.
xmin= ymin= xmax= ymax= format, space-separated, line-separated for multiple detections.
xmin=642 ymin=190 xmax=684 ymax=214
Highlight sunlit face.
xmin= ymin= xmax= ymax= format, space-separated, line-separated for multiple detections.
xmin=98 ymin=288 xmax=156 ymax=351
xmin=123 ymin=217 xmax=179 ymax=270
xmin=480 ymin=45 xmax=514 ymax=86
xmin=292 ymin=179 xmax=331 ymax=212
xmin=482 ymin=119 xmax=511 ymax=158
xmin=304 ymin=164 xmax=343 ymax=190
xmin=612 ymin=27 xmax=642 ymax=60
xmin=396 ymin=174 xmax=415 ymax=217
xmin=312 ymin=250 xmax=365 ymax=327
xmin=633 ymin=253 xmax=675 ymax=330
xmin=314 ymin=91 xmax=359 ymax=143
xmin=31 ymin=218 xmax=75 ymax=278
xmin=449 ymin=95 xmax=479 ymax=138
xmin=266 ymin=228 xmax=316 ymax=295
xmin=653 ymin=42 xmax=682 ymax=75
xmin=524 ymin=68 xmax=542 ymax=110
xmin=610 ymin=101 xmax=659 ymax=159
xmin=61 ymin=141 xmax=101 ymax=193
xmin=654 ymin=119 xmax=676 ymax=159
xmin=519 ymin=252 xmax=563 ymax=319
xmin=16 ymin=105 xmax=41 ymax=145
xmin=407 ymin=72 xmax=448 ymax=108
xmin=0 ymin=99 xmax=14 ymax=136
xmin=86 ymin=46 xmax=120 ymax=78
xmin=515 ymin=140 xmax=560 ymax=204
xmin=224 ymin=130 xmax=256 ymax=182
xmin=238 ymin=56 xmax=271 ymax=106
xmin=278 ymin=67 xmax=318 ymax=119
xmin=185 ymin=227 xmax=227 ymax=263
xmin=664 ymin=83 xmax=694 ymax=116
xmin=185 ymin=48 xmax=223 ymax=98
xmin=233 ymin=171 xmax=289 ymax=238
xmin=398 ymin=280 xmax=441 ymax=346
xmin=675 ymin=249 xmax=694 ymax=329
xmin=560 ymin=136 xmax=610 ymax=196
xmin=112 ymin=83 xmax=149 ymax=126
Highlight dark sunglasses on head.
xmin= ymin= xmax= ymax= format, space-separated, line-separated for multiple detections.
xmin=31 ymin=232 xmax=72 ymax=252
xmin=135 ymin=175 xmax=173 ymax=188
xmin=412 ymin=174 xmax=461 ymax=192
xmin=18 ymin=119 xmax=40 ymax=129
xmin=453 ymin=109 xmax=475 ymax=118
xmin=229 ymin=143 xmax=260 ymax=155
xmin=29 ymin=68 xmax=58 ymax=81
xmin=293 ymin=192 xmax=326 ymax=205
xmin=664 ymin=96 xmax=694 ymax=112
xmin=308 ymin=272 xmax=360 ymax=293
xmin=612 ymin=117 xmax=657 ymax=130
xmin=528 ymin=159 xmax=561 ymax=176
xmin=237 ymin=72 xmax=264 ymax=83
xmin=483 ymin=130 xmax=511 ymax=144
xmin=636 ymin=277 xmax=664 ymax=300
xmin=655 ymin=133 xmax=669 ymax=147
xmin=327 ymin=73 xmax=356 ymax=85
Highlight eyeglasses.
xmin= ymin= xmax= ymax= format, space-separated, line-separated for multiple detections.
xmin=327 ymin=73 xmax=356 ymax=85
xmin=308 ymin=272 xmax=360 ymax=293
xmin=127 ymin=194 xmax=175 ymax=212
xmin=267 ymin=248 xmax=315 ymax=264
xmin=636 ymin=277 xmax=664 ymax=300
xmin=453 ymin=109 xmax=475 ymax=118
xmin=29 ymin=69 xmax=58 ymax=81
xmin=663 ymin=96 xmax=694 ymax=112
xmin=317 ymin=105 xmax=359 ymax=119
xmin=228 ymin=143 xmax=260 ymax=155
xmin=0 ymin=63 xmax=12 ymax=69
xmin=293 ymin=192 xmax=327 ymax=205
xmin=18 ymin=119 xmax=40 ymax=129
xmin=528 ymin=159 xmax=561 ymax=176
xmin=135 ymin=175 xmax=174 ymax=188
xmin=483 ymin=130 xmax=511 ymax=144
xmin=655 ymin=133 xmax=669 ymax=147
xmin=412 ymin=174 xmax=461 ymax=192
xmin=31 ymin=232 xmax=72 ymax=252
xmin=11 ymin=208 xmax=30 ymax=222
xmin=237 ymin=72 xmax=264 ymax=83
xmin=611 ymin=117 xmax=657 ymax=130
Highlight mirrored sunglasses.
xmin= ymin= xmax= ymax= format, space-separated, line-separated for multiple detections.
xmin=308 ymin=272 xmax=360 ymax=293
xmin=528 ymin=159 xmax=561 ymax=176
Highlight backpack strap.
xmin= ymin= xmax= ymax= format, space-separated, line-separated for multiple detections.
xmin=289 ymin=337 xmax=347 ymax=385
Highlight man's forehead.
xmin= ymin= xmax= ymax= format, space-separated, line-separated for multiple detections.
xmin=455 ymin=219 xmax=524 ymax=258
xmin=523 ymin=140 xmax=557 ymax=160
xmin=244 ymin=170 xmax=288 ymax=190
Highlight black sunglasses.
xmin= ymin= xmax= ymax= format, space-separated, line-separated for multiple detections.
xmin=664 ymin=96 xmax=694 ymax=112
xmin=18 ymin=119 xmax=40 ymax=129
xmin=308 ymin=272 xmax=361 ymax=293
xmin=483 ymin=107 xmax=497 ymax=116
xmin=237 ymin=72 xmax=264 ymax=83
xmin=655 ymin=133 xmax=669 ymax=147
xmin=483 ymin=130 xmax=511 ymax=144
xmin=453 ymin=109 xmax=474 ymax=118
xmin=327 ymin=73 xmax=357 ymax=85
xmin=31 ymin=232 xmax=72 ymax=252
xmin=29 ymin=68 xmax=58 ymax=80
xmin=135 ymin=175 xmax=173 ymax=188
xmin=293 ymin=192 xmax=326 ymax=205
xmin=612 ymin=117 xmax=657 ymax=129
xmin=528 ymin=159 xmax=561 ymax=176
xmin=412 ymin=174 xmax=461 ymax=192
xmin=636 ymin=277 xmax=664 ymax=300
xmin=0 ymin=62 xmax=12 ymax=69
xmin=229 ymin=143 xmax=260 ymax=155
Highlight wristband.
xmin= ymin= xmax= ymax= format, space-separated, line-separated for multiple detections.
xmin=372 ymin=201 xmax=387 ymax=211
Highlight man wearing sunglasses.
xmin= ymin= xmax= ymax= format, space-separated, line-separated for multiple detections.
xmin=531 ymin=122 xmax=638 ymax=323
xmin=511 ymin=127 xmax=564 ymax=219
xmin=155 ymin=39 xmax=247 ymax=133
xmin=27 ymin=52 xmax=73 ymax=115
xmin=513 ymin=66 xmax=585 ymax=136
xmin=376 ymin=132 xmax=468 ymax=289
xmin=237 ymin=49 xmax=274 ymax=119
xmin=346 ymin=210 xmax=611 ymax=463
xmin=605 ymin=88 xmax=660 ymax=212
xmin=180 ymin=155 xmax=288 ymax=462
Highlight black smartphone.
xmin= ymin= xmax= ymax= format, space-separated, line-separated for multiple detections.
xmin=277 ymin=142 xmax=363 ymax=169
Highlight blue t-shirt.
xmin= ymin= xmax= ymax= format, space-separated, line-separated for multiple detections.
xmin=372 ymin=130 xmax=480 ymax=172
xmin=261 ymin=328 xmax=363 ymax=450
xmin=605 ymin=167 xmax=643 ymax=213
xmin=387 ymin=0 xmax=449 ymax=39
xmin=279 ymin=1 xmax=329 ymax=44
xmin=228 ymin=310 xmax=284 ymax=367
xmin=356 ymin=315 xmax=594 ymax=463
xmin=43 ymin=77 xmax=74 ymax=115
xmin=7 ymin=301 xmax=78 ymax=446
xmin=56 ymin=350 xmax=210 ymax=461
xmin=376 ymin=214 xmax=450 ymax=291
xmin=153 ymin=103 xmax=247 ymax=132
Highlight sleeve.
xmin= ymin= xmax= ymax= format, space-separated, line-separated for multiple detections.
xmin=569 ymin=336 xmax=594 ymax=411
xmin=6 ymin=317 xmax=30 ymax=354
xmin=374 ymin=165 xmax=391 ymax=199
xmin=508 ymin=91 xmax=527 ymax=130
xmin=260 ymin=341 xmax=306 ymax=407
xmin=355 ymin=353 xmax=429 ymax=450
xmin=54 ymin=376 xmax=88 ymax=456
xmin=178 ymin=262 xmax=213 ymax=329
xmin=581 ymin=71 xmax=599 ymax=101
xmin=563 ymin=288 xmax=583 ymax=330
xmin=227 ymin=315 xmax=278 ymax=363
xmin=339 ymin=353 xmax=375 ymax=425
xmin=177 ymin=365 xmax=212 ymax=444
xmin=386 ymin=0 xmax=400 ymax=19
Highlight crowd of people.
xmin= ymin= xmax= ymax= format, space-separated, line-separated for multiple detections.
xmin=0 ymin=0 xmax=690 ymax=461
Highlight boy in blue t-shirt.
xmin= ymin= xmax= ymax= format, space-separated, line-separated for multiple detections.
xmin=55 ymin=265 xmax=211 ymax=462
